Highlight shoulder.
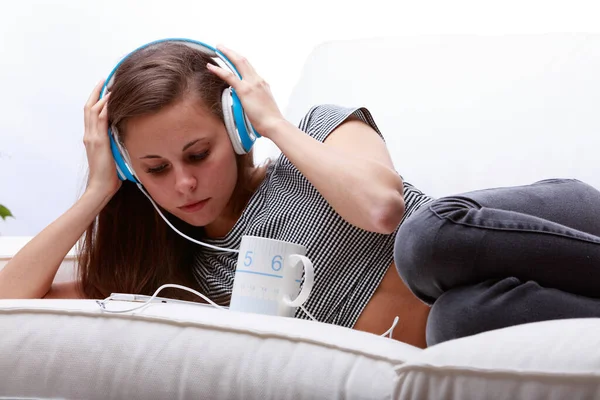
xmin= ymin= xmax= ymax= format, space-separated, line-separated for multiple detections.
xmin=296 ymin=104 xmax=383 ymax=143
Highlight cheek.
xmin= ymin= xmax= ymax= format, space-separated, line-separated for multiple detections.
xmin=225 ymin=151 xmax=240 ymax=185
xmin=138 ymin=180 xmax=173 ymax=208
xmin=204 ymin=151 xmax=238 ymax=192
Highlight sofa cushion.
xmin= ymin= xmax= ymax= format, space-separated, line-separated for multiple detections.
xmin=395 ymin=318 xmax=600 ymax=400
xmin=0 ymin=299 xmax=420 ymax=400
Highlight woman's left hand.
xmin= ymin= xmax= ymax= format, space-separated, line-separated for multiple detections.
xmin=207 ymin=45 xmax=286 ymax=138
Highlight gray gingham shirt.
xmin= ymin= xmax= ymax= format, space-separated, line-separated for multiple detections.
xmin=193 ymin=105 xmax=434 ymax=328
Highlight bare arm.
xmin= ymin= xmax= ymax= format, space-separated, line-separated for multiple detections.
xmin=0 ymin=189 xmax=112 ymax=299
xmin=266 ymin=116 xmax=405 ymax=234
xmin=207 ymin=46 xmax=405 ymax=234
xmin=43 ymin=280 xmax=85 ymax=299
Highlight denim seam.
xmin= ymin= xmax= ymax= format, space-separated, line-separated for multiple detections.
xmin=430 ymin=205 xmax=600 ymax=245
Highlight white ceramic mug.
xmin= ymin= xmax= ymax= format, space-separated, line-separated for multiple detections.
xmin=229 ymin=236 xmax=315 ymax=317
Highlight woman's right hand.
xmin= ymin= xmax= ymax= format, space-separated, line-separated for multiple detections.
xmin=83 ymin=80 xmax=122 ymax=198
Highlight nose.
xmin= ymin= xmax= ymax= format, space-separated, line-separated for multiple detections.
xmin=173 ymin=165 xmax=197 ymax=194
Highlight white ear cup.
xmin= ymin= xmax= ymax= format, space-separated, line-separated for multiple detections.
xmin=221 ymin=88 xmax=246 ymax=155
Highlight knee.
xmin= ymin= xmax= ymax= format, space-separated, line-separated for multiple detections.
xmin=394 ymin=196 xmax=482 ymax=304
xmin=393 ymin=205 xmax=443 ymax=304
xmin=533 ymin=178 xmax=597 ymax=194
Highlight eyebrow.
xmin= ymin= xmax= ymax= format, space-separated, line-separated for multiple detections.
xmin=139 ymin=138 xmax=207 ymax=159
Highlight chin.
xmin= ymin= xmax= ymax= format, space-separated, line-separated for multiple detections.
xmin=174 ymin=213 xmax=215 ymax=228
xmin=170 ymin=203 xmax=221 ymax=228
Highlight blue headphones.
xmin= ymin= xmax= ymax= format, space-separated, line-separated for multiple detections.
xmin=98 ymin=38 xmax=260 ymax=183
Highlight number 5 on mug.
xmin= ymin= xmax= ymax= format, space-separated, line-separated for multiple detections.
xmin=230 ymin=236 xmax=314 ymax=317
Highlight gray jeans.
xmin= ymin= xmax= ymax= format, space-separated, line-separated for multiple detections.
xmin=394 ymin=178 xmax=600 ymax=346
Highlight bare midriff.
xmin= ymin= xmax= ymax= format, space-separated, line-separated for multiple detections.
xmin=353 ymin=262 xmax=430 ymax=348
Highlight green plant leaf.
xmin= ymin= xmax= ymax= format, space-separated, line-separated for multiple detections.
xmin=0 ymin=205 xmax=13 ymax=220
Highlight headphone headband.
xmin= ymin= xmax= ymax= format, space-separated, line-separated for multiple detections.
xmin=100 ymin=38 xmax=260 ymax=183
xmin=99 ymin=38 xmax=242 ymax=98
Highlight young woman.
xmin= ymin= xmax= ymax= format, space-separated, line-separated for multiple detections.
xmin=2 ymin=40 xmax=598 ymax=348
xmin=0 ymin=40 xmax=432 ymax=348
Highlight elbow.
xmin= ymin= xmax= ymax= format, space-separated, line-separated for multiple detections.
xmin=370 ymin=192 xmax=405 ymax=234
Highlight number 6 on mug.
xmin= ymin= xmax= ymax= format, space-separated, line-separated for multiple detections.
xmin=229 ymin=235 xmax=315 ymax=317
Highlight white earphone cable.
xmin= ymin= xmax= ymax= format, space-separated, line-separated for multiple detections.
xmin=96 ymin=283 xmax=227 ymax=313
xmin=380 ymin=316 xmax=400 ymax=339
xmin=97 ymin=282 xmax=399 ymax=338
xmin=300 ymin=303 xmax=398 ymax=339
xmin=136 ymin=183 xmax=239 ymax=253
xmin=103 ymin=185 xmax=400 ymax=338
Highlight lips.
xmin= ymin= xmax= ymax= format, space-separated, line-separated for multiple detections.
xmin=178 ymin=199 xmax=210 ymax=213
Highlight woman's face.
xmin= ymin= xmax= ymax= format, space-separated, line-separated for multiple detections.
xmin=123 ymin=95 xmax=238 ymax=228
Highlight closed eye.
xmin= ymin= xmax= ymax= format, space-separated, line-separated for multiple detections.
xmin=189 ymin=150 xmax=210 ymax=162
xmin=145 ymin=150 xmax=210 ymax=175
xmin=146 ymin=164 xmax=167 ymax=174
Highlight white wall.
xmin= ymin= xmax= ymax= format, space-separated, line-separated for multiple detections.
xmin=1 ymin=0 xmax=600 ymax=236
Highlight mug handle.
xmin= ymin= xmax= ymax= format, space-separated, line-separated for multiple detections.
xmin=282 ymin=254 xmax=314 ymax=307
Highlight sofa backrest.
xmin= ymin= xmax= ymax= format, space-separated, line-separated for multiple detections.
xmin=0 ymin=237 xmax=75 ymax=283
xmin=284 ymin=34 xmax=600 ymax=198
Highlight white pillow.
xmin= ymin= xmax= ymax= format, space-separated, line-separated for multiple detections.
xmin=0 ymin=299 xmax=420 ymax=399
xmin=395 ymin=318 xmax=600 ymax=400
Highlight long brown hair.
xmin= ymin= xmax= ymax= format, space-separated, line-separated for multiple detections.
xmin=77 ymin=42 xmax=258 ymax=300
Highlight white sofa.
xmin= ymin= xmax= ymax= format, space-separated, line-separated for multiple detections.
xmin=1 ymin=34 xmax=600 ymax=399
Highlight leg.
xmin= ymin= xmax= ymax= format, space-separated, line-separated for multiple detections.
xmin=426 ymin=277 xmax=600 ymax=346
xmin=395 ymin=179 xmax=600 ymax=304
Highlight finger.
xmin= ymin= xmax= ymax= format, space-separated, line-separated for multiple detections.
xmin=93 ymin=91 xmax=111 ymax=112
xmin=91 ymin=93 xmax=111 ymax=136
xmin=216 ymin=44 xmax=256 ymax=78
xmin=85 ymin=80 xmax=105 ymax=110
xmin=98 ymin=101 xmax=109 ymax=125
xmin=96 ymin=102 xmax=110 ymax=139
xmin=84 ymin=80 xmax=105 ymax=132
xmin=206 ymin=62 xmax=241 ymax=87
xmin=90 ymin=92 xmax=111 ymax=122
